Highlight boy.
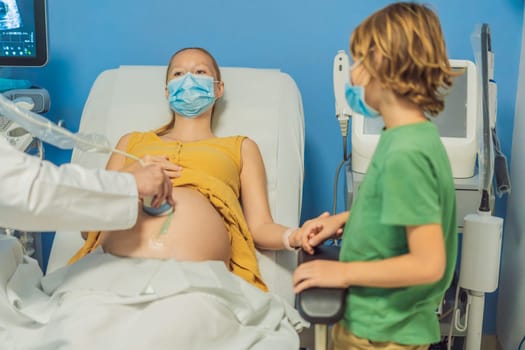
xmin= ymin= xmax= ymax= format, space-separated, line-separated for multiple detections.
xmin=293 ymin=3 xmax=458 ymax=349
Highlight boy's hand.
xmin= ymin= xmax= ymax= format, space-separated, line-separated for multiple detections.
xmin=293 ymin=260 xmax=350 ymax=293
xmin=306 ymin=215 xmax=344 ymax=247
xmin=291 ymin=212 xmax=330 ymax=254
xmin=292 ymin=212 xmax=345 ymax=254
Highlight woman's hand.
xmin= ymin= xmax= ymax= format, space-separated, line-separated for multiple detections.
xmin=305 ymin=212 xmax=347 ymax=248
xmin=290 ymin=212 xmax=345 ymax=254
xmin=141 ymin=155 xmax=182 ymax=179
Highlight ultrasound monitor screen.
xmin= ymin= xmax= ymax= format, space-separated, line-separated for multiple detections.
xmin=363 ymin=67 xmax=468 ymax=138
xmin=0 ymin=0 xmax=47 ymax=66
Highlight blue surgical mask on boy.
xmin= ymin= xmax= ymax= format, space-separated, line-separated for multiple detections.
xmin=344 ymin=82 xmax=381 ymax=118
xmin=167 ymin=73 xmax=216 ymax=118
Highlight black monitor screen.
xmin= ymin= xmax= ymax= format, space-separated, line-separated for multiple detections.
xmin=0 ymin=0 xmax=47 ymax=66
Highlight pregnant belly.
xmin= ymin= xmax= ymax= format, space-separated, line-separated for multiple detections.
xmin=100 ymin=187 xmax=231 ymax=265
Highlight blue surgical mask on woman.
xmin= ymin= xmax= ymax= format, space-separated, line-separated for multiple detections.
xmin=167 ymin=73 xmax=216 ymax=118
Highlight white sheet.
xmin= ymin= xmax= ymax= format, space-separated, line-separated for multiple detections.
xmin=0 ymin=237 xmax=308 ymax=350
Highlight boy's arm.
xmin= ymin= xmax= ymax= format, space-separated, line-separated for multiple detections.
xmin=293 ymin=223 xmax=445 ymax=293
xmin=302 ymin=211 xmax=349 ymax=246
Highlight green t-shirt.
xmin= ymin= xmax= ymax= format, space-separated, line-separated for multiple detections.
xmin=340 ymin=121 xmax=457 ymax=344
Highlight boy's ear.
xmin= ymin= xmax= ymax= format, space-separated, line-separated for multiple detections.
xmin=370 ymin=49 xmax=384 ymax=66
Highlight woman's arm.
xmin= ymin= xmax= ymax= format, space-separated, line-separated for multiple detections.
xmin=239 ymin=138 xmax=348 ymax=252
xmin=106 ymin=133 xmax=137 ymax=171
xmin=239 ymin=138 xmax=286 ymax=250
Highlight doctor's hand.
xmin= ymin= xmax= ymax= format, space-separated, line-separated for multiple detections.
xmin=293 ymin=260 xmax=350 ymax=294
xmin=131 ymin=164 xmax=174 ymax=208
xmin=141 ymin=155 xmax=182 ymax=179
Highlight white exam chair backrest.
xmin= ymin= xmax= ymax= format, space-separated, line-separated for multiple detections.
xmin=48 ymin=66 xmax=305 ymax=304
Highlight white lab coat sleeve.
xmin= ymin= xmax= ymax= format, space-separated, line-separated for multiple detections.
xmin=0 ymin=138 xmax=139 ymax=231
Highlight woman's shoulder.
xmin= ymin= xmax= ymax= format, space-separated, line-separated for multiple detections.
xmin=225 ymin=135 xmax=260 ymax=149
xmin=215 ymin=134 xmax=249 ymax=146
xmin=237 ymin=136 xmax=262 ymax=158
xmin=214 ymin=135 xmax=260 ymax=160
xmin=129 ymin=130 xmax=159 ymax=141
xmin=116 ymin=131 xmax=157 ymax=150
xmin=218 ymin=134 xmax=247 ymax=141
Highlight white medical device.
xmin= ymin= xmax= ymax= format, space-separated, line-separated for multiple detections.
xmin=0 ymin=114 xmax=35 ymax=151
xmin=349 ymin=58 xmax=483 ymax=230
xmin=0 ymin=97 xmax=37 ymax=151
xmin=0 ymin=88 xmax=51 ymax=152
xmin=330 ymin=51 xmax=354 ymax=215
xmin=343 ymin=54 xmax=483 ymax=230
xmin=0 ymin=0 xmax=48 ymax=67
xmin=457 ymin=206 xmax=503 ymax=350
xmin=460 ymin=213 xmax=503 ymax=293
xmin=333 ymin=50 xmax=352 ymax=137
xmin=351 ymin=59 xmax=478 ymax=179
xmin=451 ymin=24 xmax=505 ymax=350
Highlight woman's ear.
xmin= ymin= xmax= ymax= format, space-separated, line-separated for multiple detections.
xmin=165 ymin=86 xmax=169 ymax=99
xmin=215 ymin=81 xmax=225 ymax=99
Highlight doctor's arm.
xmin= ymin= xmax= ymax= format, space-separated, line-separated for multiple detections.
xmin=0 ymin=138 xmax=171 ymax=232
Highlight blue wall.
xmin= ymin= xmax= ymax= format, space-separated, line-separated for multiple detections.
xmin=8 ymin=0 xmax=524 ymax=334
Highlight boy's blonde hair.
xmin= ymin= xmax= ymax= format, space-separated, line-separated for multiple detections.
xmin=350 ymin=2 xmax=458 ymax=116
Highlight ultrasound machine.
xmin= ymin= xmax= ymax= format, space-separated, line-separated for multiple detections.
xmin=0 ymin=0 xmax=49 ymax=263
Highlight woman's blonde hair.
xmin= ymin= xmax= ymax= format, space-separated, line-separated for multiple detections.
xmin=350 ymin=2 xmax=459 ymax=116
xmin=155 ymin=47 xmax=221 ymax=135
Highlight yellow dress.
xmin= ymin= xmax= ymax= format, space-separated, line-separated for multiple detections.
xmin=69 ymin=131 xmax=267 ymax=291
